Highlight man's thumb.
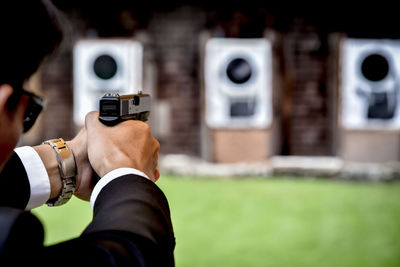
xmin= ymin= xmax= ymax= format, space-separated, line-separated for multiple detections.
xmin=84 ymin=111 xmax=100 ymax=131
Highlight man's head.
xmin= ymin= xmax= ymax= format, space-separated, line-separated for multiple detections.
xmin=0 ymin=0 xmax=62 ymax=166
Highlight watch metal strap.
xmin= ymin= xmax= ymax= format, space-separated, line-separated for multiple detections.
xmin=42 ymin=138 xmax=77 ymax=206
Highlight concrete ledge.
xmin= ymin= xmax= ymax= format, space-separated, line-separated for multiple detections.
xmin=159 ymin=154 xmax=272 ymax=177
xmin=159 ymin=154 xmax=400 ymax=181
xmin=340 ymin=162 xmax=400 ymax=181
xmin=270 ymin=156 xmax=343 ymax=177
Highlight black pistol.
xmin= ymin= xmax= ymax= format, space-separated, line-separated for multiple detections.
xmin=99 ymin=92 xmax=151 ymax=125
xmin=93 ymin=92 xmax=151 ymax=184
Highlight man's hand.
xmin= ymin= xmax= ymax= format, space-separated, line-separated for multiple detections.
xmin=34 ymin=128 xmax=93 ymax=202
xmin=67 ymin=127 xmax=93 ymax=201
xmin=85 ymin=111 xmax=160 ymax=182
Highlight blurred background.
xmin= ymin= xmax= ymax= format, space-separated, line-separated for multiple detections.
xmin=22 ymin=1 xmax=400 ymax=165
xmin=26 ymin=1 xmax=400 ymax=266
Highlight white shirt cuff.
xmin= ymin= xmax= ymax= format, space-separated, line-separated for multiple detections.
xmin=90 ymin=168 xmax=150 ymax=210
xmin=14 ymin=146 xmax=51 ymax=210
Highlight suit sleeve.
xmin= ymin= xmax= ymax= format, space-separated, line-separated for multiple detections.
xmin=1 ymin=174 xmax=176 ymax=266
xmin=86 ymin=175 xmax=175 ymax=246
xmin=0 ymin=152 xmax=31 ymax=209
xmin=80 ymin=174 xmax=176 ymax=265
xmin=0 ymin=152 xmax=176 ymax=265
xmin=35 ymin=175 xmax=176 ymax=266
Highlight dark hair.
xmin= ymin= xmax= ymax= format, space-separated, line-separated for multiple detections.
xmin=0 ymin=0 xmax=63 ymax=87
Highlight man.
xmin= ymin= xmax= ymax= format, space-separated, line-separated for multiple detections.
xmin=0 ymin=1 xmax=175 ymax=266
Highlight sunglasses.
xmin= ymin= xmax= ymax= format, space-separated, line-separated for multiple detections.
xmin=5 ymin=84 xmax=46 ymax=133
xmin=18 ymin=89 xmax=46 ymax=133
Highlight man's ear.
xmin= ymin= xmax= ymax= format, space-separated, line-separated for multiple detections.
xmin=0 ymin=84 xmax=14 ymax=112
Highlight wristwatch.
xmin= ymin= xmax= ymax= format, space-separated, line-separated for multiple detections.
xmin=42 ymin=138 xmax=77 ymax=206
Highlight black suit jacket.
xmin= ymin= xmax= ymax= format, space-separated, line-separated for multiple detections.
xmin=0 ymin=152 xmax=175 ymax=266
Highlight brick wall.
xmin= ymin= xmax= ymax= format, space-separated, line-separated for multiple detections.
xmin=281 ymin=21 xmax=332 ymax=155
xmin=145 ymin=6 xmax=206 ymax=155
xmin=40 ymin=49 xmax=76 ymax=141
xmin=21 ymin=45 xmax=76 ymax=146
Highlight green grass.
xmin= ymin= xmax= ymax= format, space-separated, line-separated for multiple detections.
xmin=32 ymin=176 xmax=400 ymax=267
xmin=32 ymin=195 xmax=92 ymax=244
